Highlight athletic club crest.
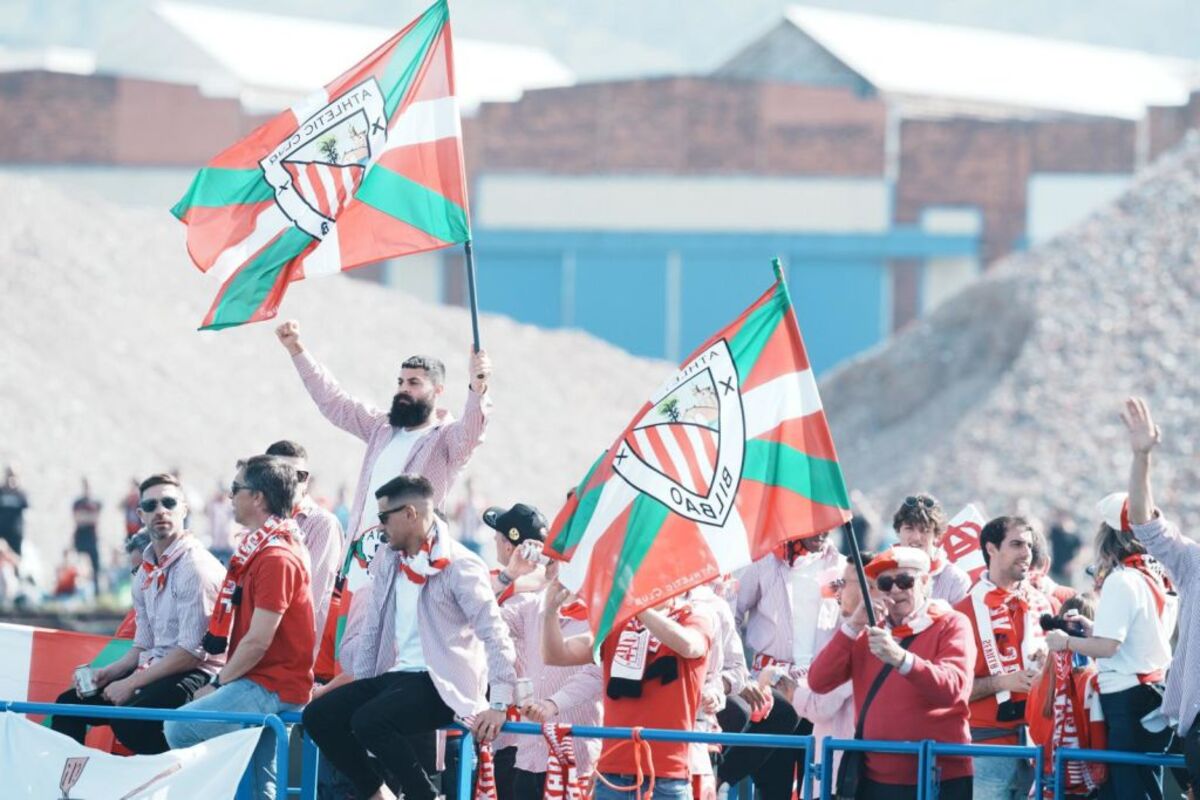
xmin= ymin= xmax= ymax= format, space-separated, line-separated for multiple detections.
xmin=613 ymin=339 xmax=745 ymax=526
xmin=351 ymin=525 xmax=388 ymax=570
xmin=261 ymin=77 xmax=386 ymax=240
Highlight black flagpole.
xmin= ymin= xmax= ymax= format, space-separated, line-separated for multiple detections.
xmin=772 ymin=256 xmax=874 ymax=628
xmin=464 ymin=239 xmax=482 ymax=353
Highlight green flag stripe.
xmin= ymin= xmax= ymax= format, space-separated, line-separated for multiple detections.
xmin=728 ymin=281 xmax=787 ymax=378
xmin=594 ymin=495 xmax=671 ymax=647
xmin=742 ymin=438 xmax=851 ymax=510
xmin=380 ymin=1 xmax=448 ymax=117
xmin=549 ymin=454 xmax=608 ymax=554
xmin=204 ymin=227 xmax=315 ymax=330
xmin=171 ymin=168 xmax=274 ymax=218
xmin=355 ymin=165 xmax=469 ymax=244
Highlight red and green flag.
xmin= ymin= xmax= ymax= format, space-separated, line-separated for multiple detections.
xmin=172 ymin=0 xmax=469 ymax=330
xmin=549 ymin=263 xmax=852 ymax=648
xmin=313 ymin=526 xmax=387 ymax=681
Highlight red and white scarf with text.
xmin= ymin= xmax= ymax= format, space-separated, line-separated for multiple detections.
xmin=969 ymin=575 xmax=1051 ymax=704
xmin=203 ymin=515 xmax=297 ymax=654
xmin=1046 ymin=651 xmax=1105 ymax=797
xmin=544 ymin=723 xmax=586 ymax=800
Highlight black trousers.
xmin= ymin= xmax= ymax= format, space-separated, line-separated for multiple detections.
xmin=73 ymin=529 xmax=101 ymax=594
xmin=303 ymin=671 xmax=454 ymax=800
xmin=494 ymin=745 xmax=517 ymax=800
xmin=512 ymin=768 xmax=546 ymax=799
xmin=50 ymin=668 xmax=209 ymax=754
xmin=858 ymin=775 xmax=971 ymax=800
xmin=1099 ymin=684 xmax=1172 ymax=800
xmin=716 ymin=690 xmax=804 ymax=799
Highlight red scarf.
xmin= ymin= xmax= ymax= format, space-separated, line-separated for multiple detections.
xmin=969 ymin=577 xmax=1050 ymax=703
xmin=543 ymin=723 xmax=586 ymax=800
xmin=888 ymin=598 xmax=951 ymax=639
xmin=559 ymin=599 xmax=589 ymax=621
xmin=1121 ymin=554 xmax=1174 ymax=683
xmin=473 ymin=742 xmax=498 ymax=800
xmin=1037 ymin=651 xmax=1106 ymax=797
xmin=397 ymin=524 xmax=451 ymax=584
xmin=203 ymin=515 xmax=296 ymax=655
xmin=139 ymin=537 xmax=189 ymax=593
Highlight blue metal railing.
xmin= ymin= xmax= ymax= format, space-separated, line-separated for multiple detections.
xmin=3 ymin=701 xmax=1190 ymax=799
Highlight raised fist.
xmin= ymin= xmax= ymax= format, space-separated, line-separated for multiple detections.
xmin=275 ymin=320 xmax=303 ymax=356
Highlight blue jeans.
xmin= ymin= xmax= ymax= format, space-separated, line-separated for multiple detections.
xmin=593 ymin=775 xmax=691 ymax=800
xmin=973 ymin=753 xmax=1030 ymax=800
xmin=163 ymin=678 xmax=300 ymax=800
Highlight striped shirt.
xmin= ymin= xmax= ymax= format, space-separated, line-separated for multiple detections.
xmin=692 ymin=585 xmax=749 ymax=701
xmin=500 ymin=592 xmax=603 ymax=775
xmin=132 ymin=534 xmax=227 ymax=673
xmin=294 ymin=495 xmax=343 ymax=658
xmin=1132 ymin=515 xmax=1200 ymax=734
xmin=350 ymin=527 xmax=518 ymax=716
xmin=290 ymin=351 xmax=490 ymax=539
xmin=736 ymin=544 xmax=843 ymax=672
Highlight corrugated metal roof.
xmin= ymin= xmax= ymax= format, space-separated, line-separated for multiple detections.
xmin=150 ymin=1 xmax=574 ymax=112
xmin=784 ymin=5 xmax=1198 ymax=119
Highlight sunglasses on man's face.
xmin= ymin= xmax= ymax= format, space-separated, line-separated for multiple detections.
xmin=230 ymin=481 xmax=254 ymax=497
xmin=378 ymin=504 xmax=412 ymax=525
xmin=139 ymin=497 xmax=180 ymax=513
xmin=876 ymin=573 xmax=916 ymax=592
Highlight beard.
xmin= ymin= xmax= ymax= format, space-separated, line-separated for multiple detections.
xmin=388 ymin=394 xmax=434 ymax=428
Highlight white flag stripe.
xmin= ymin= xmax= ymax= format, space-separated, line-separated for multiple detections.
xmin=382 ymin=96 xmax=463 ymax=153
xmin=314 ymin=165 xmax=340 ymax=216
xmin=206 ymin=205 xmax=290 ymax=285
xmin=631 ymin=429 xmax=663 ymax=473
xmin=0 ymin=623 xmax=33 ymax=702
xmin=742 ymin=369 xmax=823 ymax=440
xmin=558 ymin=476 xmax=638 ymax=593
xmin=297 ymin=224 xmax=341 ymax=279
xmin=657 ymin=426 xmax=699 ymax=494
xmin=683 ymin=425 xmax=714 ymax=484
xmin=697 ymin=501 xmax=752 ymax=572
xmin=340 ymin=166 xmax=357 ymax=198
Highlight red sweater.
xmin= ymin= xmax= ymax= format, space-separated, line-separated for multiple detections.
xmin=808 ymin=610 xmax=976 ymax=786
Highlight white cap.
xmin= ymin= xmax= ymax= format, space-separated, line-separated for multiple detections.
xmin=865 ymin=545 xmax=932 ymax=579
xmin=1096 ymin=492 xmax=1130 ymax=532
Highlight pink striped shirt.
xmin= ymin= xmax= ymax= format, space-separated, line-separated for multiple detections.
xmin=294 ymin=496 xmax=343 ymax=659
xmin=736 ymin=544 xmax=843 ymax=671
xmin=350 ymin=527 xmax=518 ymax=716
xmin=289 ymin=351 xmax=491 ymax=538
xmin=132 ymin=535 xmax=227 ymax=674
xmin=499 ymin=592 xmax=603 ymax=775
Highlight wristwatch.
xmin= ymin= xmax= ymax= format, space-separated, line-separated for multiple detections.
xmin=489 ymin=701 xmax=506 ymax=713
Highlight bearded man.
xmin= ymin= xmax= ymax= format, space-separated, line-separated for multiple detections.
xmin=275 ymin=319 xmax=491 ymax=543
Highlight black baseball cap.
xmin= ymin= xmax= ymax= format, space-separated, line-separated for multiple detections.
xmin=482 ymin=503 xmax=548 ymax=545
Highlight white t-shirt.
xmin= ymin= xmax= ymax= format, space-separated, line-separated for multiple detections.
xmin=1092 ymin=567 xmax=1178 ymax=693
xmin=789 ymin=556 xmax=827 ymax=668
xmin=390 ymin=573 xmax=426 ymax=672
xmin=359 ymin=426 xmax=429 ymax=535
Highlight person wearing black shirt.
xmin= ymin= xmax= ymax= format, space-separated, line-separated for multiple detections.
xmin=0 ymin=467 xmax=28 ymax=556
xmin=73 ymin=478 xmax=102 ymax=595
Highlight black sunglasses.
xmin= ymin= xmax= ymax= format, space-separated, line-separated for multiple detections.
xmin=876 ymin=573 xmax=916 ymax=592
xmin=230 ymin=481 xmax=255 ymax=496
xmin=378 ymin=504 xmax=412 ymax=525
xmin=139 ymin=497 xmax=180 ymax=513
xmin=903 ymin=495 xmax=937 ymax=509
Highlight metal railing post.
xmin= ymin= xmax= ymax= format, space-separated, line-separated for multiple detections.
xmin=457 ymin=732 xmax=476 ymax=799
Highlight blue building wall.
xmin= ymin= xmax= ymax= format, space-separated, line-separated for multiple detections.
xmin=467 ymin=229 xmax=974 ymax=373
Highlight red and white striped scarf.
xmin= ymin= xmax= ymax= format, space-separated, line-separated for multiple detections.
xmin=1046 ymin=651 xmax=1104 ymax=797
xmin=473 ymin=742 xmax=498 ymax=800
xmin=969 ymin=575 xmax=1050 ymax=704
xmin=397 ymin=521 xmax=452 ymax=584
xmin=544 ymin=723 xmax=586 ymax=800
xmin=204 ymin=515 xmax=296 ymax=654
xmin=140 ymin=536 xmax=191 ymax=593
xmin=887 ymin=598 xmax=952 ymax=639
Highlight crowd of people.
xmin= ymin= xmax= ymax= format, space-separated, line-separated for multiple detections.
xmin=32 ymin=321 xmax=1200 ymax=800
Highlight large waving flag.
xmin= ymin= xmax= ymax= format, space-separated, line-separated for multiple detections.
xmin=172 ymin=0 xmax=469 ymax=330
xmin=550 ymin=263 xmax=852 ymax=646
xmin=313 ymin=526 xmax=387 ymax=681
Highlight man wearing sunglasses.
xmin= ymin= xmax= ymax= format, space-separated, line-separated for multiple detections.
xmin=303 ymin=474 xmax=518 ymax=800
xmin=51 ymin=473 xmax=226 ymax=754
xmin=892 ymin=493 xmax=972 ymax=605
xmin=809 ymin=546 xmax=975 ymax=800
xmin=275 ymin=319 xmax=491 ymax=545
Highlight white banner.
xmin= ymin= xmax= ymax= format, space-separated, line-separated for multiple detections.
xmin=0 ymin=711 xmax=261 ymax=798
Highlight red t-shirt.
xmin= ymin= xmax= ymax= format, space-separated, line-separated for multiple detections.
xmin=597 ymin=608 xmax=713 ymax=780
xmin=230 ymin=543 xmax=315 ymax=704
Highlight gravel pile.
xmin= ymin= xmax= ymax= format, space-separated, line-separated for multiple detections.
xmin=821 ymin=132 xmax=1200 ymax=537
xmin=0 ymin=176 xmax=669 ymax=572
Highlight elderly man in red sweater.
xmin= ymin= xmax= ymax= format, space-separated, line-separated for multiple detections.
xmin=808 ymin=546 xmax=975 ymax=800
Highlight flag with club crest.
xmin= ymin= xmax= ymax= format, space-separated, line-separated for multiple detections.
xmin=550 ymin=263 xmax=853 ymax=648
xmin=172 ymin=0 xmax=469 ymax=330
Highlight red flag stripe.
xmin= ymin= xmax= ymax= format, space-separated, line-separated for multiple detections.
xmin=671 ymin=424 xmax=711 ymax=495
xmin=375 ymin=136 xmax=467 ymax=210
xmin=176 ymin=201 xmax=276 ymax=273
xmin=752 ymin=410 xmax=840 ymax=462
xmin=735 ymin=478 xmax=850 ymax=557
xmin=740 ymin=311 xmax=812 ymax=395
xmin=332 ymin=200 xmax=455 ymax=270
